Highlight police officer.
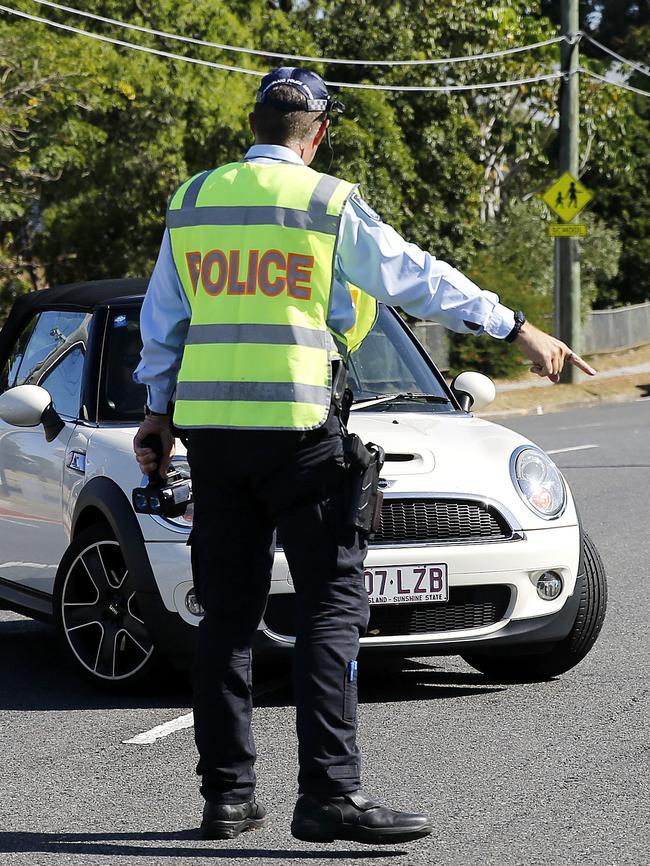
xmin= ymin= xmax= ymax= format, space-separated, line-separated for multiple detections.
xmin=134 ymin=67 xmax=594 ymax=846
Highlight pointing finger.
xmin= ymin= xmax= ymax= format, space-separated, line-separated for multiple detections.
xmin=568 ymin=351 xmax=597 ymax=376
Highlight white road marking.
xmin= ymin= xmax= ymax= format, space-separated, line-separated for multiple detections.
xmin=123 ymin=711 xmax=194 ymax=745
xmin=0 ymin=561 xmax=57 ymax=568
xmin=555 ymin=422 xmax=604 ymax=431
xmin=122 ymin=675 xmax=290 ymax=745
xmin=546 ymin=444 xmax=599 ymax=455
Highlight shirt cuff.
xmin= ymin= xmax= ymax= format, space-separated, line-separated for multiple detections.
xmin=146 ymin=386 xmax=173 ymax=414
xmin=482 ymin=303 xmax=516 ymax=340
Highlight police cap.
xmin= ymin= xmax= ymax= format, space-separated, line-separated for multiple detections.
xmin=255 ymin=66 xmax=331 ymax=112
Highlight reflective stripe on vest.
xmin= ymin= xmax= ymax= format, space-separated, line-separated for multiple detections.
xmin=167 ymin=162 xmax=357 ymax=430
xmin=168 ymin=173 xmax=343 ymax=234
xmin=184 ymin=322 xmax=334 ymax=350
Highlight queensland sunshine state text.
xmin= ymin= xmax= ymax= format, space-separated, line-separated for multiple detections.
xmin=186 ymin=249 xmax=314 ymax=300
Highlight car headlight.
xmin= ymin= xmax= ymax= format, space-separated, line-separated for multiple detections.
xmin=510 ymin=446 xmax=566 ymax=519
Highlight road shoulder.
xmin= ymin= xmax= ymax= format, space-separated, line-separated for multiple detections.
xmin=476 ymin=344 xmax=650 ymax=417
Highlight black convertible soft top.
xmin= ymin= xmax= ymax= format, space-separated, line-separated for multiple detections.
xmin=8 ymin=278 xmax=147 ymax=314
xmin=0 ymin=278 xmax=148 ymax=363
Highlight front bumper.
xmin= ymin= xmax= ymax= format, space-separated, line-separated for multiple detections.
xmin=260 ymin=525 xmax=580 ymax=648
xmin=145 ymin=524 xmax=581 ymax=663
xmin=255 ymin=579 xmax=583 ymax=657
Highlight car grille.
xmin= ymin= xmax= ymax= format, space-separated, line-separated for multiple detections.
xmin=263 ymin=586 xmax=511 ymax=639
xmin=373 ymin=498 xmax=511 ymax=544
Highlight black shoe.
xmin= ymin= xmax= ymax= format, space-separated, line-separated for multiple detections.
xmin=200 ymin=798 xmax=268 ymax=840
xmin=290 ymin=789 xmax=432 ymax=845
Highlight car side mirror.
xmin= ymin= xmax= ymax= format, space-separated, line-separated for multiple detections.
xmin=450 ymin=371 xmax=496 ymax=412
xmin=0 ymin=384 xmax=66 ymax=442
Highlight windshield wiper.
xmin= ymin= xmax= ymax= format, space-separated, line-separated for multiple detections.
xmin=351 ymin=392 xmax=451 ymax=410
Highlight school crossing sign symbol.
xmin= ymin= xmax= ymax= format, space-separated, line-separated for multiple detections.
xmin=542 ymin=172 xmax=593 ymax=223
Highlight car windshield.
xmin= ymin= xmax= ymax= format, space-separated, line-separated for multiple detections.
xmin=99 ymin=304 xmax=454 ymax=423
xmin=347 ymin=307 xmax=453 ymax=413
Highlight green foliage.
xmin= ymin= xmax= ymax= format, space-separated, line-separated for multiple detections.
xmin=0 ymin=234 xmax=33 ymax=326
xmin=581 ymin=25 xmax=650 ymax=305
xmin=538 ymin=2 xmax=650 ymax=306
xmin=450 ymin=198 xmax=621 ymax=377
xmin=0 ymin=0 xmax=647 ymax=331
xmin=0 ymin=0 xmax=278 ymax=297
xmin=450 ymin=200 xmax=554 ymax=379
xmin=540 ymin=0 xmax=650 ymax=48
xmin=305 ymin=0 xmax=562 ymax=264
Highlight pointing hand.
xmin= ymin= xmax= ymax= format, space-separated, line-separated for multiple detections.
xmin=515 ymin=322 xmax=597 ymax=382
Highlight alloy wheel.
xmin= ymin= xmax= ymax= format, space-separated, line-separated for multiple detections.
xmin=61 ymin=540 xmax=154 ymax=681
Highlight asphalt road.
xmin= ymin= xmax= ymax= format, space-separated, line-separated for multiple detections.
xmin=1 ymin=398 xmax=648 ymax=866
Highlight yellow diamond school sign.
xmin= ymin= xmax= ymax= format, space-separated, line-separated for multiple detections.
xmin=542 ymin=172 xmax=593 ymax=223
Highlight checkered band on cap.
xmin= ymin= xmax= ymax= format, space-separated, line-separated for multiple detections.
xmin=255 ymin=67 xmax=330 ymax=112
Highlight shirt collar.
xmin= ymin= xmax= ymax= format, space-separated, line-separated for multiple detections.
xmin=243 ymin=144 xmax=304 ymax=164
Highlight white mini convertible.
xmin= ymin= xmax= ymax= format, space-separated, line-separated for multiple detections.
xmin=0 ymin=280 xmax=606 ymax=688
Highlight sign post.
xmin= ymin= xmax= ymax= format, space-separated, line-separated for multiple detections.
xmin=557 ymin=0 xmax=581 ymax=383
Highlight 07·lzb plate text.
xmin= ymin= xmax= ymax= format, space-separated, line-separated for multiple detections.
xmin=364 ymin=564 xmax=448 ymax=605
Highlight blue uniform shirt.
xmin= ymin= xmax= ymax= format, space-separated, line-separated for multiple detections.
xmin=135 ymin=144 xmax=515 ymax=412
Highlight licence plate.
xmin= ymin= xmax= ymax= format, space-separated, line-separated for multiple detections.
xmin=364 ymin=564 xmax=448 ymax=605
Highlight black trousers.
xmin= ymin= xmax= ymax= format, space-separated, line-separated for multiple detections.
xmin=186 ymin=412 xmax=370 ymax=803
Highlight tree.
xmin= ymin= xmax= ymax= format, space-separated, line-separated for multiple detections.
xmin=303 ymin=0 xmax=562 ymax=265
xmin=541 ymin=1 xmax=650 ymax=48
xmin=0 ymin=0 xmax=305 ymax=315
xmin=537 ymin=1 xmax=650 ymax=303
xmin=581 ymin=19 xmax=650 ymax=304
xmin=450 ymin=198 xmax=621 ymax=376
xmin=1 ymin=12 xmax=125 ymax=312
xmin=0 ymin=0 xmax=646 ymax=324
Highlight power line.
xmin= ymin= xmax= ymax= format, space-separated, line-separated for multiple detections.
xmin=580 ymin=67 xmax=650 ymax=98
xmin=0 ymin=5 xmax=566 ymax=93
xmin=328 ymin=72 xmax=564 ymax=92
xmin=31 ymin=0 xmax=565 ymax=67
xmin=0 ymin=5 xmax=265 ymax=77
xmin=581 ymin=32 xmax=650 ymax=79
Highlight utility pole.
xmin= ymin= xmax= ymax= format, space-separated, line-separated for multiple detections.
xmin=557 ymin=0 xmax=581 ymax=383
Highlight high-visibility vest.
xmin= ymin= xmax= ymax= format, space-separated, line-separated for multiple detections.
xmin=345 ymin=285 xmax=378 ymax=353
xmin=167 ymin=161 xmax=376 ymax=430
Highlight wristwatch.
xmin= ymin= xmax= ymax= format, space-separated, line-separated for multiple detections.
xmin=505 ymin=310 xmax=526 ymax=343
xmin=144 ymin=406 xmax=169 ymax=417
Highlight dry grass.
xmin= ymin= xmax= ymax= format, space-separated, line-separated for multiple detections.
xmin=585 ymin=342 xmax=650 ymax=372
xmin=484 ymin=375 xmax=649 ymax=416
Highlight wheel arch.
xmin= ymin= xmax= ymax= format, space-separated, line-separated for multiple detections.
xmin=71 ymin=478 xmax=148 ymax=580
xmin=68 ymin=477 xmax=196 ymax=668
xmin=72 ymin=503 xmax=114 ymax=539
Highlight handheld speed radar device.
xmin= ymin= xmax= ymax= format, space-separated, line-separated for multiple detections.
xmin=131 ymin=434 xmax=192 ymax=518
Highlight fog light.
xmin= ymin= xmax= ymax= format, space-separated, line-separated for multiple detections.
xmin=185 ymin=588 xmax=205 ymax=617
xmin=536 ymin=571 xmax=563 ymax=600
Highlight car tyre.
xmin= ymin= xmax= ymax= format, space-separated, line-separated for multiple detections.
xmin=461 ymin=532 xmax=607 ymax=681
xmin=54 ymin=525 xmax=158 ymax=689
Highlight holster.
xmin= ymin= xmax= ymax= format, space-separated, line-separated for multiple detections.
xmin=343 ymin=434 xmax=385 ymax=537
